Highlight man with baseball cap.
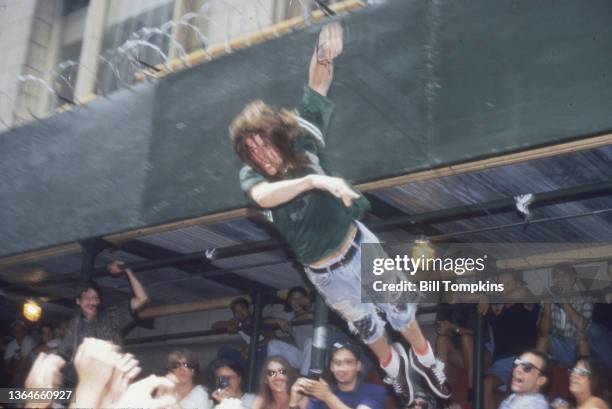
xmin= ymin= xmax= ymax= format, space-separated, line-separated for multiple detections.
xmin=289 ymin=341 xmax=387 ymax=409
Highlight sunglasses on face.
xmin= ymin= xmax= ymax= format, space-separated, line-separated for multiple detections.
xmin=171 ymin=362 xmax=195 ymax=370
xmin=266 ymin=368 xmax=287 ymax=377
xmin=569 ymin=367 xmax=591 ymax=377
xmin=513 ymin=358 xmax=542 ymax=374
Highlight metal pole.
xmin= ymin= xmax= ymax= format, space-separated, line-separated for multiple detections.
xmin=124 ymin=327 xmax=228 ymax=345
xmin=473 ymin=312 xmax=485 ymax=409
xmin=79 ymin=238 xmax=101 ymax=282
xmin=309 ymin=294 xmax=329 ymax=377
xmin=247 ymin=291 xmax=263 ymax=392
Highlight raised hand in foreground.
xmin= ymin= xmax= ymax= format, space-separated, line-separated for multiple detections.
xmin=25 ymin=352 xmax=66 ymax=408
xmin=115 ymin=375 xmax=177 ymax=409
xmin=71 ymin=338 xmax=120 ymax=408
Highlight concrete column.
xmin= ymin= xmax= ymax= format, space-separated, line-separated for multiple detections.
xmin=272 ymin=0 xmax=288 ymax=22
xmin=37 ymin=0 xmax=64 ymax=116
xmin=74 ymin=0 xmax=109 ymax=101
xmin=169 ymin=0 xmax=189 ymax=60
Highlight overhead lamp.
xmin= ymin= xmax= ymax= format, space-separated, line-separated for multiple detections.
xmin=23 ymin=299 xmax=42 ymax=322
xmin=412 ymin=237 xmax=436 ymax=269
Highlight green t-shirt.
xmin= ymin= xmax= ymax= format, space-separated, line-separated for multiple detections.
xmin=239 ymin=87 xmax=370 ymax=265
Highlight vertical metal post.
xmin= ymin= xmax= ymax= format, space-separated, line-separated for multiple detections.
xmin=473 ymin=312 xmax=485 ymax=409
xmin=247 ymin=291 xmax=263 ymax=392
xmin=80 ymin=239 xmax=99 ymax=282
xmin=309 ymin=293 xmax=329 ymax=374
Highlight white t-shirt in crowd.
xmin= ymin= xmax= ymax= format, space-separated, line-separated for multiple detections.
xmin=214 ymin=393 xmax=257 ymax=409
xmin=180 ymin=385 xmax=213 ymax=409
xmin=240 ymin=393 xmax=256 ymax=408
xmin=3 ymin=336 xmax=36 ymax=362
xmin=498 ymin=393 xmax=549 ymax=409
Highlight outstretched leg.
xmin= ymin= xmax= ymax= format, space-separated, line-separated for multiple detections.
xmin=399 ymin=317 xmax=452 ymax=399
xmin=304 ymin=222 xmax=450 ymax=406
xmin=358 ymin=215 xmax=452 ymax=400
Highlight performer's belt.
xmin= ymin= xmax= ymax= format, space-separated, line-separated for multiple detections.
xmin=309 ymin=228 xmax=362 ymax=273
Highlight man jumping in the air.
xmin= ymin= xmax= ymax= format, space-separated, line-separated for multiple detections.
xmin=229 ymin=22 xmax=451 ymax=407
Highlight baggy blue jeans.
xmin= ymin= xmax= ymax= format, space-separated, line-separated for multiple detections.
xmin=304 ymin=221 xmax=418 ymax=344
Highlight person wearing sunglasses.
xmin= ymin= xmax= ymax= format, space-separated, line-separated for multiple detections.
xmin=289 ymin=341 xmax=387 ymax=409
xmin=165 ymin=349 xmax=212 ymax=409
xmin=498 ymin=350 xmax=550 ymax=409
xmin=568 ymin=358 xmax=610 ymax=409
xmin=253 ymin=356 xmax=299 ymax=409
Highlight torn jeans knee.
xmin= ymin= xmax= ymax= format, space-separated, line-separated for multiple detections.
xmin=333 ymin=300 xmax=385 ymax=344
xmin=381 ymin=302 xmax=417 ymax=332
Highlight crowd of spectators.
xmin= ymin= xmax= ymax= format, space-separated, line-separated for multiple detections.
xmin=434 ymin=264 xmax=611 ymax=409
xmin=1 ymin=261 xmax=610 ymax=409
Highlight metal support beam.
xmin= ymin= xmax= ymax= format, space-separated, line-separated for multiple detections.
xmin=124 ymin=327 xmax=227 ymax=345
xmin=309 ymin=293 xmax=329 ymax=377
xmin=79 ymin=238 xmax=104 ymax=282
xmin=138 ymin=295 xmax=246 ymax=319
xmin=123 ymin=304 xmax=452 ymax=346
xmin=431 ymin=207 xmax=612 ymax=242
xmin=124 ymin=317 xmax=312 ymax=346
xmin=365 ymin=193 xmax=454 ymax=238
xmin=247 ymin=291 xmax=263 ymax=392
xmin=206 ymin=180 xmax=612 ymax=257
xmin=473 ymin=312 xmax=485 ymax=409
xmin=3 ymin=181 xmax=611 ymax=293
xmin=372 ymin=180 xmax=612 ymax=231
xmin=1 ymin=246 xmax=282 ymax=296
xmin=109 ymin=239 xmax=277 ymax=295
xmin=117 ymin=180 xmax=612 ymax=256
